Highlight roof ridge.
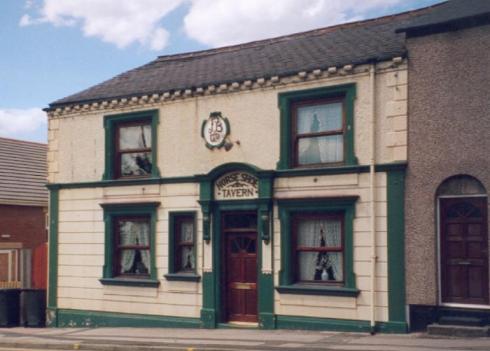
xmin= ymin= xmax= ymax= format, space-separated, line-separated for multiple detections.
xmin=155 ymin=2 xmax=445 ymax=63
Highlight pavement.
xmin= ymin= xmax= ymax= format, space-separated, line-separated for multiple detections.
xmin=0 ymin=327 xmax=490 ymax=351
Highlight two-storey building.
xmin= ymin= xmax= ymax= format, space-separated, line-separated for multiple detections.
xmin=44 ymin=6 xmax=434 ymax=332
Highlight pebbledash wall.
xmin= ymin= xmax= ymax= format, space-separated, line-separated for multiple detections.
xmin=46 ymin=60 xmax=408 ymax=331
xmin=404 ymin=22 xmax=490 ymax=328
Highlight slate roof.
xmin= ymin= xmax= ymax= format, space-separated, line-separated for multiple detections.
xmin=48 ymin=5 xmax=439 ymax=110
xmin=0 ymin=137 xmax=48 ymax=207
xmin=397 ymin=0 xmax=490 ymax=34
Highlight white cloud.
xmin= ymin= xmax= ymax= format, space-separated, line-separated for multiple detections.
xmin=0 ymin=108 xmax=47 ymax=143
xmin=183 ymin=0 xmax=402 ymax=47
xmin=20 ymin=0 xmax=406 ymax=51
xmin=20 ymin=0 xmax=183 ymax=51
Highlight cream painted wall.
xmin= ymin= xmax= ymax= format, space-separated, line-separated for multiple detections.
xmin=56 ymin=170 xmax=390 ymax=321
xmin=56 ymin=183 xmax=203 ymax=318
xmin=273 ymin=172 xmax=390 ymax=322
xmin=47 ymin=62 xmax=407 ymax=183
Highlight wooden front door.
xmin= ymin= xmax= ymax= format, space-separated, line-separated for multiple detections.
xmin=222 ymin=212 xmax=258 ymax=323
xmin=440 ymin=197 xmax=489 ymax=304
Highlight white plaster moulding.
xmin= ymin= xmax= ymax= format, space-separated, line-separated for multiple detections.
xmin=48 ymin=58 xmax=406 ymax=118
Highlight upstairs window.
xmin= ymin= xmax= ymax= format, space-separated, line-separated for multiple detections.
xmin=277 ymin=84 xmax=357 ymax=170
xmin=116 ymin=122 xmax=152 ymax=178
xmin=292 ymin=98 xmax=344 ymax=166
xmin=103 ymin=110 xmax=160 ymax=180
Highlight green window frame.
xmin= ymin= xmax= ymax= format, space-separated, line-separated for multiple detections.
xmin=276 ymin=197 xmax=359 ymax=297
xmin=277 ymin=84 xmax=357 ymax=170
xmin=165 ymin=211 xmax=200 ymax=282
xmin=99 ymin=202 xmax=160 ymax=287
xmin=103 ymin=109 xmax=160 ymax=180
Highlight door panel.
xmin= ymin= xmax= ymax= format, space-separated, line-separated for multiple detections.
xmin=223 ymin=212 xmax=258 ymax=323
xmin=441 ymin=197 xmax=489 ymax=304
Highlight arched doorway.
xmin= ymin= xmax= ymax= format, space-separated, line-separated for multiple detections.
xmin=437 ymin=175 xmax=488 ymax=305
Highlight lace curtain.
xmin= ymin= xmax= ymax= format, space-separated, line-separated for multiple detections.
xmin=297 ymin=218 xmax=343 ymax=282
xmin=119 ymin=220 xmax=150 ymax=274
xmin=297 ymin=102 xmax=343 ymax=165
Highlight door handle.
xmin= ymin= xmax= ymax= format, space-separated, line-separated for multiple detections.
xmin=458 ymin=260 xmax=471 ymax=265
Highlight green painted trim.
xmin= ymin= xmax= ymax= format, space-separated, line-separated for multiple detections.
xmin=44 ymin=162 xmax=407 ymax=190
xmin=376 ymin=321 xmax=408 ymax=333
xmin=164 ymin=273 xmax=201 ymax=282
xmin=197 ymin=164 xmax=274 ymax=329
xmin=277 ymin=83 xmax=357 ymax=170
xmin=278 ymin=197 xmax=358 ymax=289
xmin=48 ymin=188 xmax=58 ymax=310
xmin=56 ymin=309 xmax=200 ymax=328
xmin=46 ymin=176 xmax=195 ymax=190
xmin=168 ymin=211 xmax=198 ymax=275
xmin=387 ymin=169 xmax=407 ymax=323
xmin=201 ymin=273 xmax=216 ymax=328
xmin=276 ymin=315 xmax=408 ymax=333
xmin=276 ymin=285 xmax=359 ymax=297
xmin=99 ymin=278 xmax=160 ymax=287
xmin=100 ymin=202 xmax=160 ymax=280
xmin=276 ymin=165 xmax=369 ymax=177
xmin=375 ymin=161 xmax=407 ymax=173
xmin=103 ymin=109 xmax=160 ymax=180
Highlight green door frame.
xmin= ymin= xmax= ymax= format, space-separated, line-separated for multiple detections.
xmin=197 ymin=163 xmax=275 ymax=329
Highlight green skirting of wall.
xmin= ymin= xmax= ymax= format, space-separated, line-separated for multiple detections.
xmin=54 ymin=309 xmax=201 ymax=328
xmin=276 ymin=315 xmax=408 ymax=333
xmin=51 ymin=309 xmax=407 ymax=332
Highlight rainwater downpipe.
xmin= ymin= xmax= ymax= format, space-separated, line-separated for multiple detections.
xmin=369 ymin=62 xmax=377 ymax=335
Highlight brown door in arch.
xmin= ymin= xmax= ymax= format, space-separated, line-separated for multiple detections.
xmin=222 ymin=212 xmax=258 ymax=323
xmin=440 ymin=197 xmax=489 ymax=304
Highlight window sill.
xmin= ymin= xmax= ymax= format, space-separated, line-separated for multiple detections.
xmin=276 ymin=284 xmax=359 ymax=297
xmin=99 ymin=278 xmax=160 ymax=288
xmin=164 ymin=273 xmax=201 ymax=282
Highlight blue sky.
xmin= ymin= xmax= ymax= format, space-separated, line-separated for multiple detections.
xmin=0 ymin=0 xmax=442 ymax=143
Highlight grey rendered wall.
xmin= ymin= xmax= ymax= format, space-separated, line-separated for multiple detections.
xmin=405 ymin=24 xmax=490 ymax=305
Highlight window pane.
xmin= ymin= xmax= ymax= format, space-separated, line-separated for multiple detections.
xmin=119 ymin=124 xmax=151 ymax=150
xmin=121 ymin=152 xmax=152 ymax=176
xmin=119 ymin=249 xmax=150 ymax=275
xmin=180 ymin=221 xmax=194 ymax=243
xmin=298 ymin=135 xmax=343 ymax=165
xmin=180 ymin=246 xmax=195 ymax=271
xmin=298 ymin=252 xmax=343 ymax=282
xmin=297 ymin=218 xmax=342 ymax=248
xmin=118 ymin=220 xmax=150 ymax=246
xmin=224 ymin=213 xmax=257 ymax=229
xmin=297 ymin=102 xmax=342 ymax=134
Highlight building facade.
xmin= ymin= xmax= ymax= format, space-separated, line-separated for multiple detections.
xmin=45 ymin=4 xmax=477 ymax=332
xmin=400 ymin=0 xmax=490 ymax=330
xmin=0 ymin=137 xmax=48 ymax=289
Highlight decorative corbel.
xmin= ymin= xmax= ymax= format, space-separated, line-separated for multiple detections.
xmin=259 ymin=208 xmax=271 ymax=244
xmin=202 ymin=210 xmax=211 ymax=244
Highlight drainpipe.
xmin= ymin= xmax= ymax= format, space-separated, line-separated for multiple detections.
xmin=369 ymin=63 xmax=377 ymax=335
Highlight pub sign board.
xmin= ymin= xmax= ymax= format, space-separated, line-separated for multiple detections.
xmin=214 ymin=171 xmax=259 ymax=200
xmin=201 ymin=111 xmax=230 ymax=149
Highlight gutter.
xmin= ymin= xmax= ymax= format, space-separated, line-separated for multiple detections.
xmin=369 ymin=63 xmax=377 ymax=335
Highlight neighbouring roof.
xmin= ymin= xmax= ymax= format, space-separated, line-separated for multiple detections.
xmin=0 ymin=137 xmax=48 ymax=207
xmin=48 ymin=4 xmax=440 ymax=110
xmin=397 ymin=0 xmax=490 ymax=35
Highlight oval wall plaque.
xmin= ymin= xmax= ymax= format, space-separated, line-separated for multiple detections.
xmin=214 ymin=171 xmax=259 ymax=200
xmin=201 ymin=111 xmax=230 ymax=149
